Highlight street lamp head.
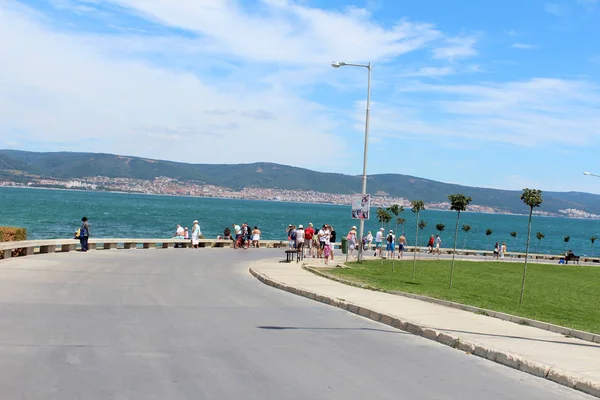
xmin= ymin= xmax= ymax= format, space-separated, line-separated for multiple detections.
xmin=331 ymin=61 xmax=345 ymax=68
xmin=584 ymin=172 xmax=591 ymax=175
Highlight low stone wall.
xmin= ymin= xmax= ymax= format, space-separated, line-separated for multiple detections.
xmin=0 ymin=238 xmax=339 ymax=260
xmin=1 ymin=239 xmax=597 ymax=264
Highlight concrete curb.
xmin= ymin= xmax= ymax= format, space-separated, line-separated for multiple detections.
xmin=302 ymin=264 xmax=600 ymax=345
xmin=249 ymin=264 xmax=600 ymax=399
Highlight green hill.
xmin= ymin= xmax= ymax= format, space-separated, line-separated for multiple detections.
xmin=0 ymin=149 xmax=597 ymax=215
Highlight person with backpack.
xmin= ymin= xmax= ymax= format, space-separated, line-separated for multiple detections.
xmin=386 ymin=230 xmax=395 ymax=259
xmin=290 ymin=225 xmax=298 ymax=249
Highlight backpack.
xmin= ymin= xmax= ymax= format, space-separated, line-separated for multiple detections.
xmin=74 ymin=228 xmax=81 ymax=239
xmin=291 ymin=230 xmax=297 ymax=240
xmin=387 ymin=234 xmax=393 ymax=243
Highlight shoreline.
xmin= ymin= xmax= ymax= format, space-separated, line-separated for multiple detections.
xmin=0 ymin=185 xmax=594 ymax=220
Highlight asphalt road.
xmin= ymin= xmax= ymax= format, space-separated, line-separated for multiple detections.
xmin=0 ymin=249 xmax=593 ymax=400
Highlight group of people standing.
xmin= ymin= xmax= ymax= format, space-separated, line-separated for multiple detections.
xmin=173 ymin=220 xmax=202 ymax=248
xmin=493 ymin=242 xmax=508 ymax=259
xmin=369 ymin=228 xmax=408 ymax=259
xmin=286 ymin=223 xmax=340 ymax=264
xmin=227 ymin=223 xmax=262 ymax=247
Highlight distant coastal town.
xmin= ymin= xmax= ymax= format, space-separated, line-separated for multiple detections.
xmin=1 ymin=175 xmax=599 ymax=220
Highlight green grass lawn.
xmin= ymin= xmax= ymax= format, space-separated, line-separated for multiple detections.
xmin=322 ymin=259 xmax=600 ymax=334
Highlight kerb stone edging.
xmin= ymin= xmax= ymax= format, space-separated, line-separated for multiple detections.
xmin=302 ymin=264 xmax=600 ymax=345
xmin=248 ymin=264 xmax=600 ymax=399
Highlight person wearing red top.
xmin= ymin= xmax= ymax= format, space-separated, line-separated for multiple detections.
xmin=304 ymin=222 xmax=315 ymax=258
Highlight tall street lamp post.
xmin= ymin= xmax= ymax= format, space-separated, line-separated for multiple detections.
xmin=332 ymin=61 xmax=372 ymax=262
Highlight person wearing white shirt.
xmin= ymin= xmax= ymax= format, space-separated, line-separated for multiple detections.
xmin=174 ymin=224 xmax=185 ymax=248
xmin=233 ymin=223 xmax=242 ymax=239
xmin=374 ymin=228 xmax=384 ymax=257
xmin=191 ymin=220 xmax=201 ymax=249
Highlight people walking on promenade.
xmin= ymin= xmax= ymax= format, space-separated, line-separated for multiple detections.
xmin=232 ymin=223 xmax=241 ymax=239
xmin=435 ymin=234 xmax=442 ymax=255
xmin=191 ymin=220 xmax=201 ymax=248
xmin=78 ymin=216 xmax=90 ymax=252
xmin=304 ymin=223 xmax=315 ymax=258
xmin=427 ymin=235 xmax=435 ymax=254
xmin=323 ymin=227 xmax=332 ymax=265
xmin=296 ymin=225 xmax=305 ymax=250
xmin=365 ymin=231 xmax=373 ymax=250
xmin=386 ymin=230 xmax=395 ymax=259
xmin=252 ymin=226 xmax=261 ymax=248
xmin=398 ymin=233 xmax=406 ymax=259
xmin=501 ymin=242 xmax=507 ymax=258
xmin=347 ymin=226 xmax=357 ymax=259
xmin=318 ymin=225 xmax=327 ymax=258
xmin=312 ymin=228 xmax=319 ymax=257
xmin=287 ymin=224 xmax=293 ymax=248
xmin=493 ymin=242 xmax=500 ymax=259
xmin=375 ymin=227 xmax=384 ymax=257
xmin=329 ymin=226 xmax=336 ymax=261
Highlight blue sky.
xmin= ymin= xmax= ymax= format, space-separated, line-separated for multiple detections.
xmin=1 ymin=0 xmax=600 ymax=193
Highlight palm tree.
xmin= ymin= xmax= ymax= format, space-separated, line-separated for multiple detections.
xmin=519 ymin=188 xmax=543 ymax=305
xmin=376 ymin=208 xmax=391 ymax=265
xmin=564 ymin=236 xmax=570 ymax=253
xmin=418 ymin=220 xmax=427 ymax=246
xmin=397 ymin=217 xmax=406 ymax=235
xmin=461 ymin=224 xmax=472 ymax=257
xmin=535 ymin=232 xmax=545 ymax=258
xmin=510 ymin=231 xmax=517 ymax=250
xmin=410 ymin=200 xmax=425 ymax=280
xmin=591 ymin=236 xmax=597 ymax=257
xmin=386 ymin=205 xmax=403 ymax=272
xmin=435 ymin=223 xmax=445 ymax=259
xmin=485 ymin=228 xmax=493 ymax=248
xmin=448 ymin=194 xmax=472 ymax=288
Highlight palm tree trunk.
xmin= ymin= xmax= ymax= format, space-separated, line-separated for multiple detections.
xmin=519 ymin=208 xmax=533 ymax=305
xmin=392 ymin=223 xmax=398 ymax=272
xmin=449 ymin=211 xmax=460 ymax=288
xmin=412 ymin=212 xmax=420 ymax=280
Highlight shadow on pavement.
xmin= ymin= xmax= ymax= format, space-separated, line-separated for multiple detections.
xmin=433 ymin=328 xmax=600 ymax=349
xmin=257 ymin=326 xmax=405 ymax=334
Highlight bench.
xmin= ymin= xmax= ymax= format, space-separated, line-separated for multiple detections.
xmin=562 ymin=254 xmax=580 ymax=265
xmin=282 ymin=249 xmax=303 ymax=263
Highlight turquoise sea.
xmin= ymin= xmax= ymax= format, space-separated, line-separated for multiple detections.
xmin=1 ymin=187 xmax=599 ymax=256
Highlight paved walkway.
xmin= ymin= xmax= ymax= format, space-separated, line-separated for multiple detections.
xmin=250 ymin=258 xmax=600 ymax=398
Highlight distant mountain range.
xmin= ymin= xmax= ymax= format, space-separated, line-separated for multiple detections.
xmin=1 ymin=149 xmax=599 ymax=216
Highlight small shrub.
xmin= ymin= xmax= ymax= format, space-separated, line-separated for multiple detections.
xmin=0 ymin=226 xmax=27 ymax=259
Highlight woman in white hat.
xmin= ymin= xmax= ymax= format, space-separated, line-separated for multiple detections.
xmin=191 ymin=220 xmax=201 ymax=248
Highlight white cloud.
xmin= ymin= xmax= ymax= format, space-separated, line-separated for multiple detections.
xmin=398 ymin=66 xmax=455 ymax=78
xmin=545 ymin=3 xmax=568 ymax=16
xmin=0 ymin=0 xmax=482 ymax=170
xmin=511 ymin=43 xmax=536 ymax=49
xmin=432 ymin=35 xmax=477 ymax=61
xmin=367 ymin=78 xmax=600 ymax=148
xmin=101 ymin=0 xmax=443 ymax=65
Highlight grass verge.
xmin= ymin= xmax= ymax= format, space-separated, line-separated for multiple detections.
xmin=321 ymin=259 xmax=600 ymax=334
